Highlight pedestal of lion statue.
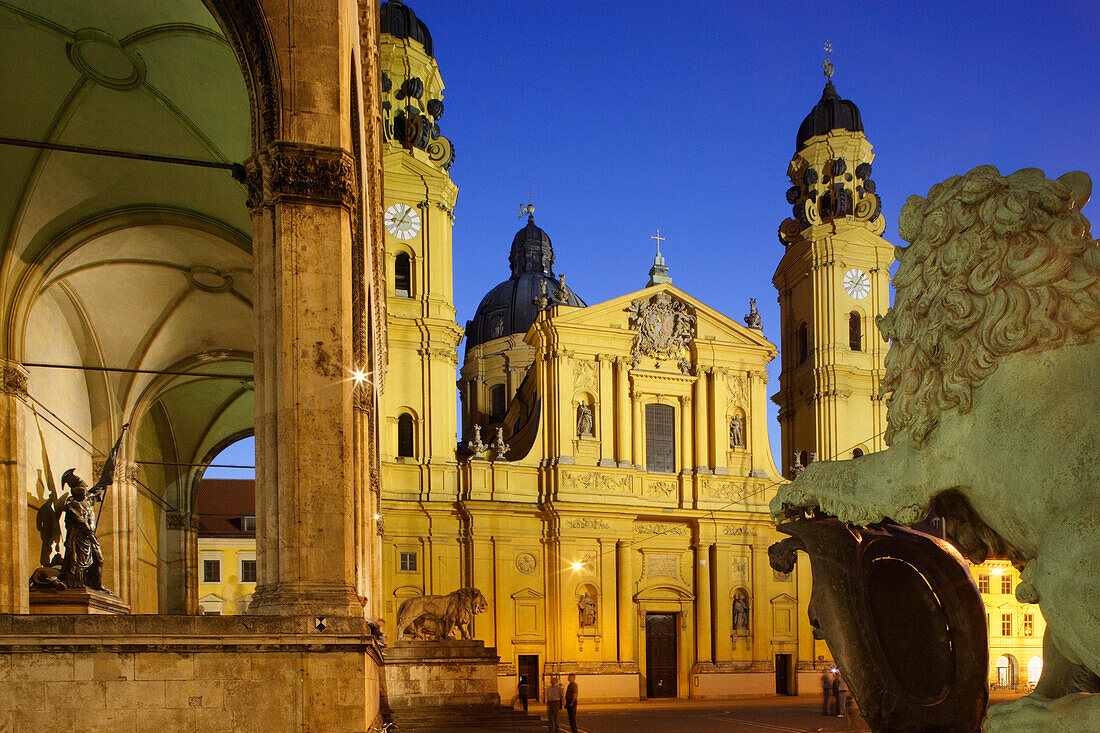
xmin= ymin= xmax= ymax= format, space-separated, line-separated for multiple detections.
xmin=383 ymin=639 xmax=501 ymax=708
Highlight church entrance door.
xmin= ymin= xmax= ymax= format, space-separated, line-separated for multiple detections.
xmin=518 ymin=654 xmax=539 ymax=701
xmin=645 ymin=613 xmax=677 ymax=698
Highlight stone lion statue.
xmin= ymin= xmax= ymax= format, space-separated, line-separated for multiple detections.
xmin=396 ymin=587 xmax=488 ymax=641
xmin=771 ymin=166 xmax=1099 ymax=732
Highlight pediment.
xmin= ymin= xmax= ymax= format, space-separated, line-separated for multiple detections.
xmin=634 ymin=583 xmax=694 ymax=603
xmin=770 ymin=593 xmax=797 ymax=605
xmin=545 ymin=284 xmax=774 ymax=351
xmin=511 ymin=587 xmax=544 ymax=600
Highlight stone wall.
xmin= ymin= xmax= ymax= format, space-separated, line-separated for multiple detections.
xmin=0 ymin=615 xmax=382 ymax=732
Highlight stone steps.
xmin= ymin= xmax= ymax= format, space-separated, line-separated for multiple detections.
xmin=388 ymin=704 xmax=544 ymax=731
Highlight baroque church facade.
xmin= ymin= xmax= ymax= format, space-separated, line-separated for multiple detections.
xmin=375 ymin=2 xmax=894 ymax=700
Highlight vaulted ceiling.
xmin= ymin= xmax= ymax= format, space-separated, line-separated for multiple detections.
xmin=0 ymin=0 xmax=256 ymax=493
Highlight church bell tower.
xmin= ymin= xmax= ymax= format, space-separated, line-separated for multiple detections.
xmin=379 ymin=0 xmax=462 ymax=469
xmin=772 ymin=61 xmax=893 ymax=476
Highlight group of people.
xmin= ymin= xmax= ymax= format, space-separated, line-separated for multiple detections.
xmin=518 ymin=673 xmax=579 ymax=733
xmin=820 ymin=668 xmax=850 ymax=717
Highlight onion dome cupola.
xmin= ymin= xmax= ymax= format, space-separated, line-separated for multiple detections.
xmin=465 ymin=215 xmax=586 ymax=352
xmin=779 ymin=58 xmax=884 ymax=244
xmin=380 ymin=0 xmax=434 ymax=57
xmin=379 ymin=0 xmax=453 ymax=169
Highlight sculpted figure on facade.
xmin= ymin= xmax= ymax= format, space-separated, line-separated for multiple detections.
xmin=490 ymin=427 xmax=509 ymax=460
xmin=578 ymin=591 xmax=597 ymax=628
xmin=771 ymin=167 xmax=1100 ymax=733
xmin=396 ymin=587 xmax=489 ymax=641
xmin=729 ymin=415 xmax=744 ymax=448
xmin=626 ymin=292 xmax=696 ymax=373
xmin=576 ymin=403 xmax=594 ymax=437
xmin=733 ymin=591 xmax=750 ymax=633
xmin=468 ymin=424 xmax=487 ymax=454
xmin=744 ymin=298 xmax=763 ymax=329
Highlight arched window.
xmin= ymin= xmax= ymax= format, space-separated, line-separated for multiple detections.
xmin=395 ymin=253 xmax=412 ymax=297
xmin=849 ymin=312 xmax=862 ymax=351
xmin=397 ymin=413 xmax=414 ymax=457
xmin=645 ymin=403 xmax=675 ymax=474
xmin=490 ymin=384 xmax=506 ymax=422
xmin=797 ymin=323 xmax=808 ymax=364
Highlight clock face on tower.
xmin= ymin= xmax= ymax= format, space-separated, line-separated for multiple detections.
xmin=843 ymin=268 xmax=871 ymax=300
xmin=384 ymin=203 xmax=421 ymax=240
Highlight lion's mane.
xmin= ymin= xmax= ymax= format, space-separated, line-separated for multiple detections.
xmin=877 ymin=166 xmax=1100 ymax=446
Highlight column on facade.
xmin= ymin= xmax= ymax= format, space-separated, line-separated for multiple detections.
xmin=494 ymin=537 xmax=512 ymax=651
xmin=614 ymin=359 xmax=630 ymax=467
xmin=693 ymin=370 xmax=708 ymax=472
xmin=471 ymin=533 xmax=496 ymax=646
xmin=713 ymin=544 xmax=732 ymax=662
xmin=0 ymin=362 xmax=29 ymax=613
xmin=630 ymin=389 xmax=643 ymax=469
xmin=616 ymin=539 xmax=635 ymax=663
xmin=248 ymin=143 xmax=366 ymax=617
xmin=695 ymin=541 xmax=714 ymax=663
xmin=597 ymin=356 xmax=615 ymax=465
xmin=93 ymin=453 xmax=138 ymax=610
xmin=709 ymin=370 xmax=727 ymax=474
xmin=555 ymin=352 xmax=574 ymax=462
xmin=678 ymin=396 xmax=691 ymax=475
xmin=165 ymin=510 xmax=199 ymax=614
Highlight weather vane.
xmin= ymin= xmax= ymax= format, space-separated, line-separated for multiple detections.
xmin=823 ymin=40 xmax=834 ymax=80
xmin=517 ymin=188 xmax=535 ymax=219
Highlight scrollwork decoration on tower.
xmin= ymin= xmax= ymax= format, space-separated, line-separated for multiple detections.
xmin=779 ymin=158 xmax=883 ymax=244
xmin=626 ymin=292 xmax=696 ymax=374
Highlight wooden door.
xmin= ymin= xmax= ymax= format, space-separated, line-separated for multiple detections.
xmin=775 ymin=653 xmax=792 ymax=695
xmin=646 ymin=613 xmax=678 ymax=698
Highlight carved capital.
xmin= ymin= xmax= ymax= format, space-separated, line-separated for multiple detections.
xmin=166 ymin=511 xmax=199 ymax=531
xmin=245 ymin=142 xmax=356 ymax=211
xmin=0 ymin=361 xmax=28 ymax=399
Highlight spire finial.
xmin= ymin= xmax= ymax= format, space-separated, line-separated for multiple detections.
xmin=823 ymin=40 xmax=834 ymax=81
xmin=651 ymin=229 xmax=665 ymax=257
xmin=647 ymin=229 xmax=672 ymax=287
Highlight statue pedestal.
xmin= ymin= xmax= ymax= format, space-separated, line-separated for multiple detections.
xmin=30 ymin=587 xmax=130 ymax=615
xmin=383 ymin=640 xmax=500 ymax=709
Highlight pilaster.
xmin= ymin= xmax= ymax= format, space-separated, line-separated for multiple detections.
xmin=0 ymin=361 xmax=29 ymax=613
xmin=693 ymin=372 xmax=708 ymax=472
xmin=614 ymin=358 xmax=630 ymax=467
xmin=616 ymin=540 xmax=635 ymax=663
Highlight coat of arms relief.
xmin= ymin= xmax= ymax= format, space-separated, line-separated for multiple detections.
xmin=626 ymin=292 xmax=696 ymax=373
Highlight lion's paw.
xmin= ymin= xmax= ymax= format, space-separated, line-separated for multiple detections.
xmin=984 ymin=693 xmax=1100 ymax=733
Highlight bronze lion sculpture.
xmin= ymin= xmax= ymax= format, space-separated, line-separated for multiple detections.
xmin=772 ymin=166 xmax=1099 ymax=732
xmin=396 ymin=587 xmax=488 ymax=641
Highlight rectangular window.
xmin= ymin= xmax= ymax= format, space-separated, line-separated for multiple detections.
xmin=977 ymin=573 xmax=990 ymax=594
xmin=240 ymin=559 xmax=257 ymax=583
xmin=1023 ymin=614 xmax=1034 ymax=637
xmin=241 ymin=515 xmax=256 ymax=532
xmin=644 ymin=403 xmax=675 ymax=474
xmin=203 ymin=559 xmax=221 ymax=583
xmin=491 ymin=385 xmax=506 ymax=423
xmin=1001 ymin=573 xmax=1013 ymax=595
xmin=203 ymin=611 xmax=221 ymax=616
xmin=399 ymin=551 xmax=417 ymax=572
xmin=1002 ymin=613 xmax=1012 ymax=637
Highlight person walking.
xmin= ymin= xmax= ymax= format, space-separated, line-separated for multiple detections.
xmin=518 ymin=675 xmax=530 ymax=712
xmin=546 ymin=676 xmax=563 ymax=732
xmin=833 ymin=671 xmax=849 ymax=718
xmin=821 ymin=668 xmax=834 ymax=715
xmin=565 ymin=673 xmax=579 ymax=733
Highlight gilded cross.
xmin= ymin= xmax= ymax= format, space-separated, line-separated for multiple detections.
xmin=651 ymin=229 xmax=665 ymax=254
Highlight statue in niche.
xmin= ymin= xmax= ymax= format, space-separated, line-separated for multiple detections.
xmin=576 ymin=403 xmax=593 ymax=437
xmin=31 ymin=424 xmax=128 ymax=592
xmin=729 ymin=415 xmax=744 ymax=449
xmin=733 ymin=591 xmax=750 ymax=632
xmin=578 ymin=591 xmax=597 ymax=628
xmin=771 ymin=168 xmax=1100 ymax=732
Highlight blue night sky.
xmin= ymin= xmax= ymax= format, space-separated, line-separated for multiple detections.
xmin=205 ymin=0 xmax=1099 ymax=478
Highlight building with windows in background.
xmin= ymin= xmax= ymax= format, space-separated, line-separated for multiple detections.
xmin=195 ymin=478 xmax=257 ymax=616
